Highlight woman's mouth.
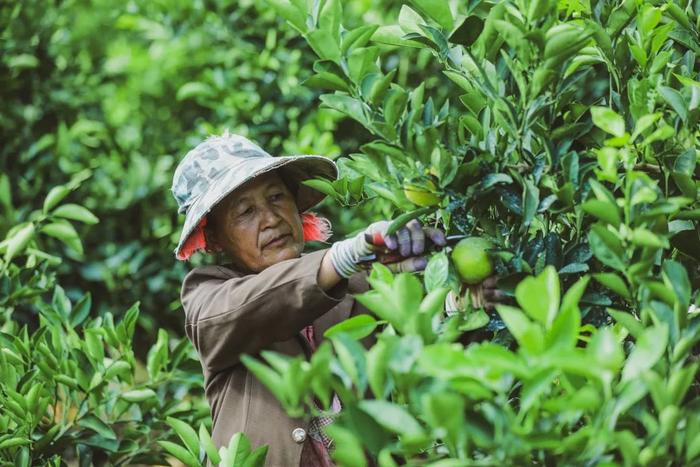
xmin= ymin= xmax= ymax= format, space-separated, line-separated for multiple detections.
xmin=264 ymin=234 xmax=291 ymax=249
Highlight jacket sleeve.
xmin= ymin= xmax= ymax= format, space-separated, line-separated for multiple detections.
xmin=181 ymin=249 xmax=347 ymax=373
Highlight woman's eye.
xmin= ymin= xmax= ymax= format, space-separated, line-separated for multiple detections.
xmin=239 ymin=207 xmax=254 ymax=217
xmin=270 ymin=193 xmax=284 ymax=201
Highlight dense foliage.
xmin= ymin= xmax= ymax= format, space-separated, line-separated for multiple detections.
xmin=240 ymin=0 xmax=700 ymax=465
xmin=2 ymin=0 xmax=700 ymax=465
xmin=1 ymin=0 xmax=380 ymax=464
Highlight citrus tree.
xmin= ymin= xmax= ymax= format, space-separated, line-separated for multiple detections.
xmin=237 ymin=0 xmax=700 ymax=464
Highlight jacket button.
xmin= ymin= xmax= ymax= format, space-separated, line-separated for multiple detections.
xmin=291 ymin=427 xmax=306 ymax=444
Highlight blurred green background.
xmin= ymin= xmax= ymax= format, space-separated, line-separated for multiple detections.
xmin=1 ymin=0 xmax=409 ymax=352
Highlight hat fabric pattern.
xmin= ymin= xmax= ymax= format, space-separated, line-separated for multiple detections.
xmin=171 ymin=132 xmax=337 ymax=259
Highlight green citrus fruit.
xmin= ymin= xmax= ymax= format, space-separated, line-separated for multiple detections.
xmin=451 ymin=237 xmax=494 ymax=285
xmin=403 ymin=180 xmax=440 ymax=207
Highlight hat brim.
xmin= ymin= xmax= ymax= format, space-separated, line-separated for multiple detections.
xmin=174 ymin=155 xmax=337 ymax=258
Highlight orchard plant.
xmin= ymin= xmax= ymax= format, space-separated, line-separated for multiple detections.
xmin=239 ymin=0 xmax=700 ymax=465
xmin=0 ymin=174 xmax=235 ymax=465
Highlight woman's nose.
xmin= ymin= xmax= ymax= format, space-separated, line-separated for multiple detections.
xmin=259 ymin=204 xmax=281 ymax=227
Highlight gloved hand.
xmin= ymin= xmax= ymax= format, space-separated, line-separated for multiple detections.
xmin=329 ymin=219 xmax=446 ymax=278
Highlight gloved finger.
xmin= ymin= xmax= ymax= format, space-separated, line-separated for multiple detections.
xmin=397 ymin=226 xmax=412 ymax=257
xmin=365 ymin=221 xmax=395 ymax=249
xmin=425 ymin=227 xmax=446 ymax=247
xmin=383 ymin=233 xmax=398 ymax=250
xmin=386 ymin=256 xmax=427 ymax=273
xmin=406 ymin=219 xmax=425 ymax=255
xmin=483 ymin=288 xmax=505 ymax=302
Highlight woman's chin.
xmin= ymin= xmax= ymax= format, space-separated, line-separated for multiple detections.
xmin=266 ymin=242 xmax=302 ymax=264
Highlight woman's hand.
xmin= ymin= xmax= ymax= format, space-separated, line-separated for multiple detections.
xmin=362 ymin=219 xmax=446 ymax=272
xmin=469 ymin=276 xmax=507 ymax=311
xmin=327 ymin=218 xmax=446 ymax=279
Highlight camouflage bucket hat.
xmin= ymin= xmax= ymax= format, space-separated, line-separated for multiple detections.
xmin=171 ymin=131 xmax=337 ymax=259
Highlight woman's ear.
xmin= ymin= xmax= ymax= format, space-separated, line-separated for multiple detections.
xmin=203 ymin=217 xmax=222 ymax=253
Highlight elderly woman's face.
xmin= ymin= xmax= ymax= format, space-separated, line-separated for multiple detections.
xmin=209 ymin=171 xmax=304 ymax=272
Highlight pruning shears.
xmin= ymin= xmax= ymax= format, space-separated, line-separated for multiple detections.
xmin=357 ymin=234 xmax=467 ymax=269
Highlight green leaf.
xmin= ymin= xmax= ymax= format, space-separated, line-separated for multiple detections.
xmin=84 ymin=328 xmax=104 ymax=362
xmin=358 ymin=400 xmax=424 ymax=436
xmin=104 ymin=360 xmax=131 ymax=380
xmin=70 ymin=292 xmax=92 ymax=327
xmin=121 ymin=388 xmax=158 ymax=402
xmin=520 ymin=368 xmax=557 ymax=415
xmin=240 ymin=355 xmax=288 ymax=406
xmin=608 ymin=308 xmax=644 ymax=339
xmin=588 ymin=227 xmax=625 ymax=271
xmin=331 ymin=332 xmax=367 ymax=390
xmin=199 ymin=424 xmax=221 ymax=465
xmin=348 ymin=47 xmax=380 ymax=84
xmin=157 ymin=440 xmax=200 ymax=467
xmin=324 ymin=425 xmax=368 ymax=467
xmin=591 ymin=106 xmax=625 ymax=137
xmin=41 ymin=221 xmax=84 ymax=255
xmin=662 ymin=260 xmax=691 ymax=312
xmin=366 ymin=70 xmax=396 ymax=104
xmin=631 ymin=112 xmax=662 ymax=141
xmin=521 ymin=178 xmax=540 ymax=230
xmin=0 ymin=438 xmax=31 ymax=449
xmin=658 ymin=85 xmax=688 ymax=122
xmin=51 ymin=203 xmax=99 ymax=224
xmin=640 ymin=124 xmax=674 ymax=146
xmin=301 ymin=178 xmax=338 ymax=199
xmin=419 ymin=287 xmax=450 ymax=316
xmin=43 ymin=185 xmax=72 ymax=213
xmin=410 ymin=0 xmax=454 ymax=31
xmin=242 ymin=445 xmax=269 ymax=467
xmin=4 ymin=223 xmax=35 ymax=262
xmin=629 ymin=227 xmax=669 ymax=249
xmin=366 ymin=337 xmax=394 ymax=399
xmin=424 ymin=251 xmax=449 ymax=292
xmin=672 ymin=149 xmax=697 ymax=199
xmin=305 ymin=29 xmax=342 ymax=62
xmin=582 ymin=199 xmax=621 ymax=227
xmin=319 ymin=94 xmax=367 ymax=125
xmin=593 ymin=273 xmax=631 ymax=300
xmin=319 ymin=0 xmax=342 ymax=44
xmin=515 ymin=265 xmax=560 ymax=328
xmin=546 ymin=294 xmax=581 ymax=351
xmin=399 ymin=5 xmax=426 ymax=35
xmin=325 ymin=314 xmax=379 ymax=340
xmin=588 ymin=327 xmax=624 ymax=371
xmin=176 ymin=82 xmax=213 ymax=101
xmin=371 ymin=25 xmax=426 ymax=48
xmin=621 ymin=324 xmax=669 ymax=383
xmin=166 ymin=416 xmax=201 ymax=458
xmin=222 ymin=432 xmax=252 ymax=466
xmin=77 ymin=414 xmax=117 ymax=440
xmin=303 ymin=71 xmax=351 ymax=92
xmin=343 ymin=25 xmax=380 ymax=53
xmin=266 ymin=0 xmax=307 ymax=33
xmin=386 ymin=206 xmax=435 ymax=235
xmin=496 ymin=305 xmax=544 ymax=354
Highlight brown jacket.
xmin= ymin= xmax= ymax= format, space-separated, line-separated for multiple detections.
xmin=180 ymin=249 xmax=371 ymax=467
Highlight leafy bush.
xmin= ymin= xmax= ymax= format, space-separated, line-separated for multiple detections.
xmin=0 ymin=176 xmax=212 ymax=465
xmin=0 ymin=0 xmax=368 ymax=344
xmin=243 ymin=0 xmax=700 ymax=464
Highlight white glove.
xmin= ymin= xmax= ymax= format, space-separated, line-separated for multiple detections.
xmin=328 ymin=219 xmax=445 ymax=278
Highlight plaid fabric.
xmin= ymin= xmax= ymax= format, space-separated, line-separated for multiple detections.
xmin=302 ymin=325 xmax=341 ymax=452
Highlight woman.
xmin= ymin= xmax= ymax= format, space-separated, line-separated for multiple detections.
xmin=171 ymin=132 xmax=497 ymax=466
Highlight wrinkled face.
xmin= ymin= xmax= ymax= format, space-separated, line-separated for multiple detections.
xmin=208 ymin=171 xmax=304 ymax=273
